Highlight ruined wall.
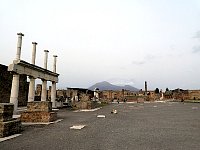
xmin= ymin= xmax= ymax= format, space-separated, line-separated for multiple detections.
xmin=188 ymin=90 xmax=200 ymax=100
xmin=102 ymin=90 xmax=136 ymax=102
xmin=0 ymin=65 xmax=12 ymax=103
xmin=0 ymin=64 xmax=29 ymax=106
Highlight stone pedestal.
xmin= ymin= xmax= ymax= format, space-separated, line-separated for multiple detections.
xmin=20 ymin=101 xmax=57 ymax=123
xmin=75 ymin=95 xmax=99 ymax=109
xmin=0 ymin=103 xmax=22 ymax=138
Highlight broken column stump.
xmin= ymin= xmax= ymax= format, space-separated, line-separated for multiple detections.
xmin=0 ymin=103 xmax=22 ymax=138
xmin=20 ymin=101 xmax=57 ymax=123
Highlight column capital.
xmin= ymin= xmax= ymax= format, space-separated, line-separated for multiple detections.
xmin=17 ymin=33 xmax=24 ymax=36
xmin=44 ymin=50 xmax=49 ymax=53
xmin=53 ymin=55 xmax=58 ymax=57
xmin=32 ymin=42 xmax=37 ymax=45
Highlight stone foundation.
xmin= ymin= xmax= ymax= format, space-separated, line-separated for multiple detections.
xmin=20 ymin=111 xmax=57 ymax=122
xmin=0 ymin=119 xmax=21 ymax=137
xmin=0 ymin=103 xmax=22 ymax=138
xmin=27 ymin=101 xmax=52 ymax=112
xmin=20 ymin=101 xmax=57 ymax=123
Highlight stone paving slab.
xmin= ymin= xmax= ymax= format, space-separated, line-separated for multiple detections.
xmin=1 ymin=102 xmax=200 ymax=150
xmin=73 ymin=107 xmax=101 ymax=112
xmin=21 ymin=119 xmax=63 ymax=125
xmin=0 ymin=134 xmax=21 ymax=142
xmin=70 ymin=125 xmax=86 ymax=130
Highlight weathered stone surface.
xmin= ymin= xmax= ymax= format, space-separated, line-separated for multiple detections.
xmin=21 ymin=101 xmax=57 ymax=123
xmin=0 ymin=64 xmax=29 ymax=106
xmin=0 ymin=103 xmax=14 ymax=122
xmin=26 ymin=101 xmax=52 ymax=112
xmin=75 ymin=101 xmax=98 ymax=109
xmin=20 ymin=111 xmax=57 ymax=122
xmin=137 ymin=97 xmax=145 ymax=103
xmin=0 ymin=118 xmax=22 ymax=138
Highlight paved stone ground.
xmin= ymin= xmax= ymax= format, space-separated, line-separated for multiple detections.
xmin=1 ymin=102 xmax=200 ymax=150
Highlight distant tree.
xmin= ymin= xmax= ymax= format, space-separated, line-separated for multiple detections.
xmin=166 ymin=88 xmax=169 ymax=92
xmin=155 ymin=88 xmax=159 ymax=93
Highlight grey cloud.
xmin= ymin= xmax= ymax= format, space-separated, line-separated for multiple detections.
xmin=132 ymin=54 xmax=157 ymax=65
xmin=108 ymin=78 xmax=136 ymax=86
xmin=132 ymin=60 xmax=145 ymax=65
xmin=192 ymin=46 xmax=200 ymax=53
xmin=193 ymin=31 xmax=200 ymax=39
xmin=144 ymin=54 xmax=156 ymax=61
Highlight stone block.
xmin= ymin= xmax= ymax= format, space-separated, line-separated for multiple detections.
xmin=20 ymin=111 xmax=57 ymax=123
xmin=137 ymin=97 xmax=145 ymax=103
xmin=0 ymin=103 xmax=14 ymax=122
xmin=26 ymin=101 xmax=52 ymax=112
xmin=0 ymin=118 xmax=22 ymax=138
xmin=81 ymin=95 xmax=90 ymax=102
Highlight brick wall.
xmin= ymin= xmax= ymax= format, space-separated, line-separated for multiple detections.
xmin=0 ymin=64 xmax=29 ymax=106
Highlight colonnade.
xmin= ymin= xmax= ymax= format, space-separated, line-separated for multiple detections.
xmin=9 ymin=33 xmax=59 ymax=113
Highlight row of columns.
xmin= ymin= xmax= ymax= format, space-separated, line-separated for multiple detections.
xmin=10 ymin=33 xmax=58 ymax=113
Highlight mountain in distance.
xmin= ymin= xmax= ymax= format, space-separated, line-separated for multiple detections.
xmin=88 ymin=81 xmax=139 ymax=91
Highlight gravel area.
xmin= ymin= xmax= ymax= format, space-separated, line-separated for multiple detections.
xmin=1 ymin=102 xmax=200 ymax=150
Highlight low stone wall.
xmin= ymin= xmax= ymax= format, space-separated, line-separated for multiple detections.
xmin=20 ymin=101 xmax=57 ymax=123
xmin=0 ymin=103 xmax=22 ymax=137
xmin=21 ymin=111 xmax=57 ymax=122
xmin=27 ymin=101 xmax=52 ymax=112
xmin=0 ymin=119 xmax=21 ymax=138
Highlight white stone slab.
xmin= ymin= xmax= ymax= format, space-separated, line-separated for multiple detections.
xmin=70 ymin=125 xmax=86 ymax=130
xmin=52 ymin=108 xmax=59 ymax=112
xmin=153 ymin=106 xmax=157 ymax=108
xmin=74 ymin=107 xmax=101 ymax=112
xmin=97 ymin=115 xmax=106 ymax=118
xmin=126 ymin=102 xmax=137 ymax=104
xmin=22 ymin=119 xmax=63 ymax=125
xmin=0 ymin=134 xmax=22 ymax=142
xmin=13 ymin=115 xmax=21 ymax=119
xmin=155 ymin=101 xmax=166 ymax=103
xmin=192 ymin=107 xmax=198 ymax=110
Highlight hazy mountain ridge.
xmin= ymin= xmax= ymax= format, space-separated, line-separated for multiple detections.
xmin=88 ymin=81 xmax=139 ymax=91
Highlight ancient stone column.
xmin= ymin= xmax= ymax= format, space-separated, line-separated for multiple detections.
xmin=94 ymin=88 xmax=99 ymax=101
xmin=44 ymin=50 xmax=49 ymax=70
xmin=15 ymin=33 xmax=24 ymax=60
xmin=10 ymin=75 xmax=20 ymax=114
xmin=145 ymin=81 xmax=147 ymax=96
xmin=10 ymin=33 xmax=24 ymax=113
xmin=160 ymin=89 xmax=164 ymax=100
xmin=51 ymin=55 xmax=57 ymax=108
xmin=31 ymin=42 xmax=37 ymax=64
xmin=41 ymin=80 xmax=47 ymax=101
xmin=28 ymin=42 xmax=37 ymax=102
xmin=41 ymin=50 xmax=49 ymax=101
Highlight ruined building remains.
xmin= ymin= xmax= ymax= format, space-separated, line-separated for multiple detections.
xmin=0 ymin=64 xmax=29 ymax=106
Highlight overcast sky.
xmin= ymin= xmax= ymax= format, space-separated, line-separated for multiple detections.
xmin=0 ymin=0 xmax=200 ymax=90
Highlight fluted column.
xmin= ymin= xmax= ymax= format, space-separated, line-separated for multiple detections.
xmin=28 ymin=42 xmax=37 ymax=102
xmin=10 ymin=33 xmax=24 ymax=114
xmin=41 ymin=50 xmax=49 ymax=101
xmin=51 ymin=55 xmax=57 ymax=108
